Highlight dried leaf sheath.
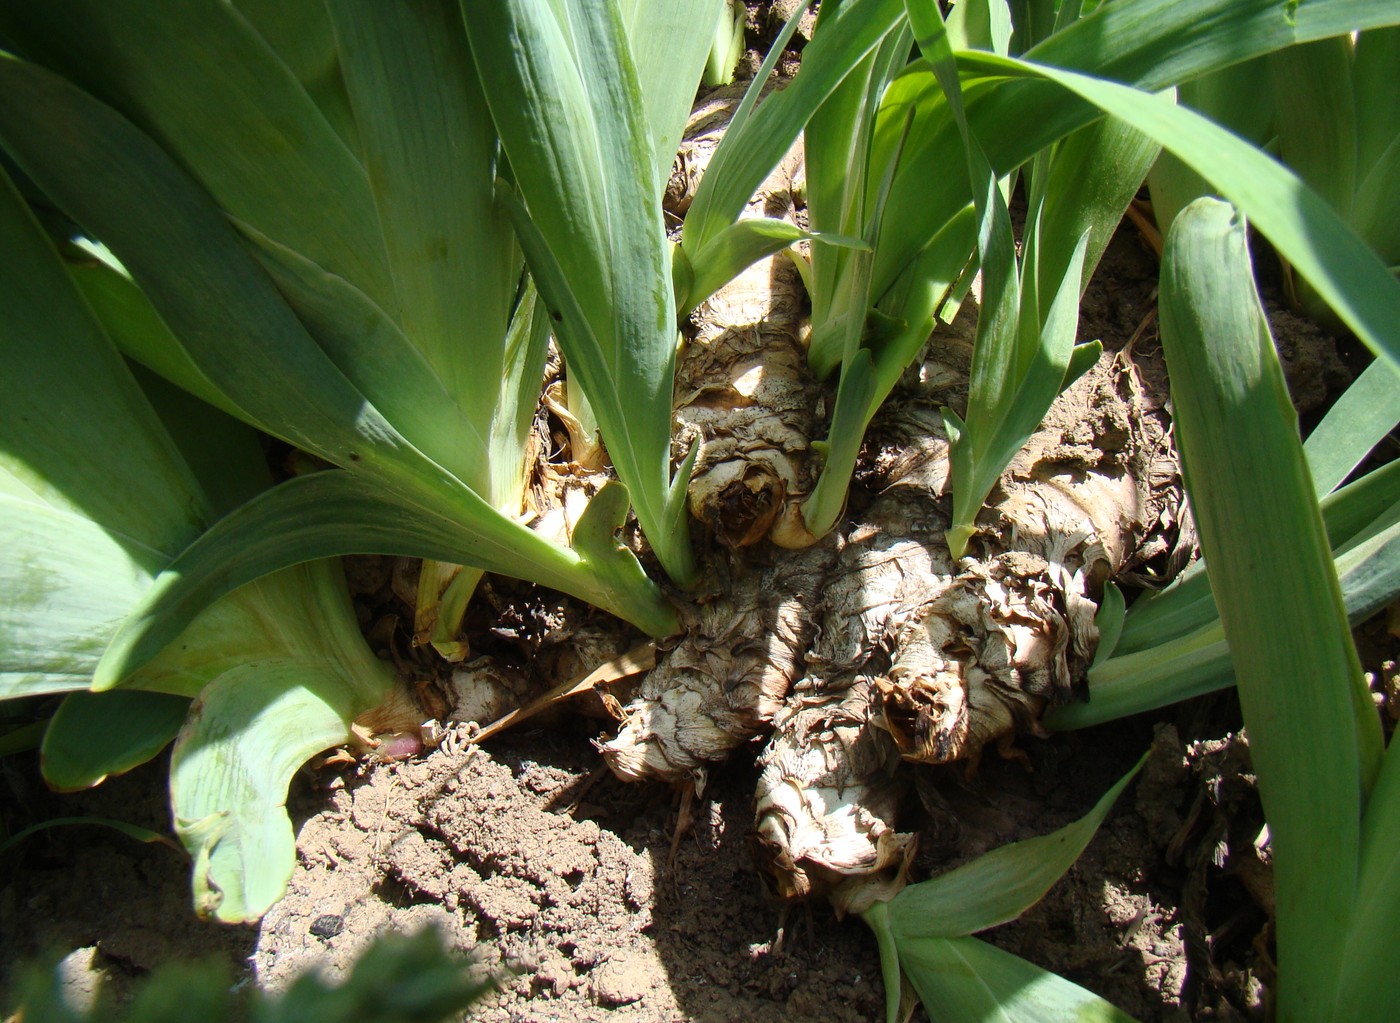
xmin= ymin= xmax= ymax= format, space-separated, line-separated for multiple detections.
xmin=598 ymin=538 xmax=839 ymax=789
xmin=752 ymin=361 xmax=1158 ymax=902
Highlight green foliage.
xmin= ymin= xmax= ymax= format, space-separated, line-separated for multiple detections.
xmin=863 ymin=756 xmax=1145 ymax=1021
xmin=464 ymin=0 xmax=724 ymax=589
xmin=0 ymin=160 xmax=399 ymax=922
xmin=0 ymin=0 xmax=681 ymax=658
xmin=1155 ymin=196 xmax=1395 ymax=1019
xmin=10 ymin=929 xmax=490 ymax=1023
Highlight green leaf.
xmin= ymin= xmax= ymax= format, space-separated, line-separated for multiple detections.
xmin=1303 ymin=348 xmax=1400 ymax=497
xmin=681 ymin=219 xmax=868 ymax=316
xmin=957 ymin=51 xmax=1400 ymax=380
xmin=862 ymin=752 xmax=1144 ymax=1021
xmin=93 ymin=471 xmax=678 ymax=691
xmin=463 ymin=0 xmax=696 ymax=586
xmin=64 ymin=259 xmax=245 ymax=425
xmin=803 ymin=351 xmax=882 ymax=536
xmin=0 ymin=0 xmax=394 ymax=308
xmin=235 ymin=0 xmax=361 ymax=156
xmin=42 ymin=691 xmax=190 ymax=790
xmin=1337 ymin=697 xmax=1400 ymax=1017
xmin=871 ymin=0 xmax=1400 ymax=307
xmin=885 ymin=752 xmax=1145 ymax=938
xmin=893 ymin=932 xmax=1137 ymax=1023
xmin=1055 ymin=472 xmax=1400 ymax=729
xmin=168 ymin=560 xmax=394 ymax=923
xmin=0 ymin=816 xmax=180 ymax=859
xmin=1158 ymin=197 xmax=1377 ymax=1016
xmin=0 ymin=165 xmax=204 ymax=563
xmin=329 ymin=0 xmax=521 ymax=497
xmin=0 ymin=164 xmax=204 ymax=699
xmin=1091 ymin=581 xmax=1126 ymax=667
xmin=0 ymin=54 xmax=436 ymax=493
xmin=682 ymin=0 xmax=908 ymax=258
xmin=618 ymin=0 xmax=728 ymax=193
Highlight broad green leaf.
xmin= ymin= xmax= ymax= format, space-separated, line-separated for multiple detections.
xmin=0 ymin=167 xmax=203 ymax=560
xmin=1035 ymin=115 xmax=1161 ymax=298
xmin=2 ymin=51 xmax=679 ymax=653
xmin=244 ymin=226 xmax=493 ymax=492
xmin=42 ymin=690 xmax=190 ymax=790
xmin=93 ymin=471 xmax=679 ymax=692
xmin=1354 ymin=26 xmax=1400 ymax=182
xmin=463 ymin=0 xmax=696 ymax=585
xmin=885 ymin=752 xmax=1144 ymax=938
xmin=618 ymin=0 xmax=728 ymax=194
xmin=0 ymin=495 xmax=154 ymax=698
xmin=235 ymin=0 xmax=361 ymax=153
xmin=173 ymin=658 xmax=383 ymax=922
xmin=0 ymin=0 xmax=393 ymax=309
xmin=171 ymin=562 xmax=394 ymax=923
xmin=0 ymin=165 xmax=201 ymax=699
xmin=329 ymin=0 xmax=520 ymax=497
xmin=64 ymin=259 xmax=244 ymax=424
xmin=1158 ymin=197 xmax=1376 ymax=1017
xmin=1145 ymin=57 xmax=1275 ymax=234
xmin=0 ymin=54 xmax=436 ymax=493
xmin=884 ymin=929 xmax=1136 ymax=1023
xmin=126 ymin=366 xmax=273 ymax=521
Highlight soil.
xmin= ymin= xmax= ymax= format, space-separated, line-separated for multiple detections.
xmin=2 ymin=8 xmax=1394 ymax=1023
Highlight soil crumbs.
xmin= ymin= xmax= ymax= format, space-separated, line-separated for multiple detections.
xmin=258 ymin=729 xmax=886 ymax=1022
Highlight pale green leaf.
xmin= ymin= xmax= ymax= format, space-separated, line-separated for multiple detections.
xmin=173 ymin=659 xmax=382 ymax=923
xmin=41 ymin=690 xmax=190 ymax=790
xmin=463 ymin=0 xmax=695 ymax=584
xmin=0 ymin=0 xmax=393 ymax=308
xmin=1159 ymin=197 xmax=1376 ymax=1015
xmin=895 ymin=933 xmax=1136 ymax=1023
xmin=886 ymin=753 xmax=1144 ymax=938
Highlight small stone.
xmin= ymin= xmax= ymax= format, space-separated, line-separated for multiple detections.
xmin=309 ymin=914 xmax=344 ymax=940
